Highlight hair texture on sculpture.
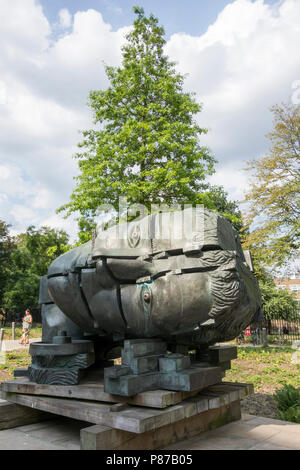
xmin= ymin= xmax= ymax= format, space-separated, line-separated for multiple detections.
xmin=201 ymin=251 xmax=240 ymax=317
xmin=209 ymin=260 xmax=259 ymax=344
xmin=209 ymin=270 xmax=240 ymax=320
xmin=176 ymin=250 xmax=260 ymax=347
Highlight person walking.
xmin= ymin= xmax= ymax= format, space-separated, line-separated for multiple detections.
xmin=236 ymin=331 xmax=244 ymax=345
xmin=20 ymin=308 xmax=32 ymax=346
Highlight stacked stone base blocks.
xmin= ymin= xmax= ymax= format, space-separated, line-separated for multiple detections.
xmin=104 ymin=339 xmax=233 ymax=396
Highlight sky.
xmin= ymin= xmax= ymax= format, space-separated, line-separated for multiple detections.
xmin=0 ymin=0 xmax=299 ymax=240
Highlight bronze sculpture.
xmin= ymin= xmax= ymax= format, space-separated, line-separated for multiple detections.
xmin=28 ymin=207 xmax=261 ymax=392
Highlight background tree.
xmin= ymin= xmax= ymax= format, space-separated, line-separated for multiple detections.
xmin=258 ymin=273 xmax=298 ymax=322
xmin=58 ymin=6 xmax=242 ymax=240
xmin=2 ymin=226 xmax=70 ymax=322
xmin=0 ymin=220 xmax=15 ymax=325
xmin=243 ymin=103 xmax=300 ymax=267
xmin=198 ymin=186 xmax=243 ymax=231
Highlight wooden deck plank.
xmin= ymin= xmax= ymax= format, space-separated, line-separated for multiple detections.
xmin=0 ymin=391 xmax=216 ymax=433
xmin=1 ymin=382 xmax=252 ymax=434
xmin=1 ymin=375 xmax=199 ymax=409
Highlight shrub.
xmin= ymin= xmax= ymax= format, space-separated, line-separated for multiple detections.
xmin=277 ymin=406 xmax=300 ymax=423
xmin=274 ymin=385 xmax=300 ymax=423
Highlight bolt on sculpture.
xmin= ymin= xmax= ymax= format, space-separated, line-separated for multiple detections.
xmin=27 ymin=207 xmax=262 ymax=394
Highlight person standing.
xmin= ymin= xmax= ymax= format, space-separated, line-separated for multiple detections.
xmin=20 ymin=308 xmax=32 ymax=346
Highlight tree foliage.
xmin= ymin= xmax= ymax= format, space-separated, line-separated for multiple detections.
xmin=256 ymin=270 xmax=298 ymax=321
xmin=2 ymin=226 xmax=70 ymax=318
xmin=243 ymin=103 xmax=300 ymax=267
xmin=0 ymin=220 xmax=15 ymax=315
xmin=250 ymin=254 xmax=298 ymax=322
xmin=198 ymin=185 xmax=243 ymax=231
xmin=58 ymin=7 xmax=242 ymax=238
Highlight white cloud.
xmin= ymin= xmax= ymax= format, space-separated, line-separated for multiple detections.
xmin=0 ymin=80 xmax=8 ymax=105
xmin=0 ymin=164 xmax=27 ymax=199
xmin=58 ymin=8 xmax=72 ymax=29
xmin=0 ymin=1 xmax=129 ymax=236
xmin=50 ymin=10 xmax=128 ymax=71
xmin=0 ymin=0 xmax=300 ymax=239
xmin=208 ymin=165 xmax=249 ymax=203
xmin=165 ymin=0 xmax=300 ymax=167
xmin=0 ymin=0 xmax=50 ymax=57
xmin=10 ymin=205 xmax=37 ymax=222
xmin=40 ymin=213 xmax=79 ymax=241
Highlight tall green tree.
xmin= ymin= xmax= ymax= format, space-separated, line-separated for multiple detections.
xmin=243 ymin=103 xmax=300 ymax=267
xmin=58 ymin=7 xmax=241 ymax=237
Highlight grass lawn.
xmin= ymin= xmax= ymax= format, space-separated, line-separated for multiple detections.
xmin=225 ymin=346 xmax=300 ymax=419
xmin=0 ymin=349 xmax=31 ymax=382
xmin=0 ymin=326 xmax=41 ymax=382
xmin=225 ymin=346 xmax=300 ymax=393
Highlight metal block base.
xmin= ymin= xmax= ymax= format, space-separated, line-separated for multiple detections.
xmin=104 ymin=340 xmax=234 ymax=396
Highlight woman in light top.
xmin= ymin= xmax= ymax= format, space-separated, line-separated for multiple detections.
xmin=20 ymin=308 xmax=32 ymax=345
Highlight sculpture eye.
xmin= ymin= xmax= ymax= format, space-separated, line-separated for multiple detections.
xmin=128 ymin=223 xmax=141 ymax=248
xmin=141 ymin=284 xmax=152 ymax=316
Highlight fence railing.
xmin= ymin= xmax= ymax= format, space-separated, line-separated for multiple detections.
xmin=239 ymin=317 xmax=300 ymax=346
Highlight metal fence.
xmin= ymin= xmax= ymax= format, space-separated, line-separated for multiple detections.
xmin=241 ymin=317 xmax=300 ymax=345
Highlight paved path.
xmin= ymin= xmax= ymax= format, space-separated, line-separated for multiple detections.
xmin=0 ymin=338 xmax=40 ymax=352
xmin=164 ymin=413 xmax=300 ymax=450
xmin=0 ymin=413 xmax=299 ymax=450
xmin=0 ymin=416 xmax=86 ymax=450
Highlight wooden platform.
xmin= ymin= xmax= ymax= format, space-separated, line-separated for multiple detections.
xmin=1 ymin=381 xmax=254 ymax=434
xmin=1 ymin=374 xmax=254 ymax=449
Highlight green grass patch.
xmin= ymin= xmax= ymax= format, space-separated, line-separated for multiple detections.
xmin=0 ymin=349 xmax=31 ymax=380
xmin=225 ymin=346 xmax=300 ymax=392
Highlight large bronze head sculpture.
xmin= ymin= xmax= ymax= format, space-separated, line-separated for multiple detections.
xmin=41 ymin=207 xmax=261 ymax=352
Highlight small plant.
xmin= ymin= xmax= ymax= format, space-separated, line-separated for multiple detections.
xmin=274 ymin=385 xmax=300 ymax=423
xmin=274 ymin=384 xmax=300 ymax=410
xmin=277 ymin=405 xmax=300 ymax=423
